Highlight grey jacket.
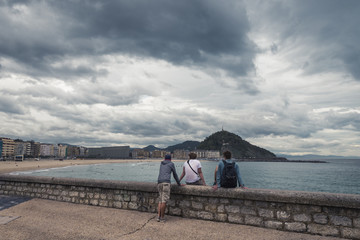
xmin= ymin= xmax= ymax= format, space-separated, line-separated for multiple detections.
xmin=157 ymin=160 xmax=181 ymax=185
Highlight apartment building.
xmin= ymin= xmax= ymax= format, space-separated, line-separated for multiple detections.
xmin=151 ymin=150 xmax=167 ymax=159
xmin=173 ymin=149 xmax=190 ymax=159
xmin=131 ymin=149 xmax=150 ymax=159
xmin=0 ymin=138 xmax=15 ymax=159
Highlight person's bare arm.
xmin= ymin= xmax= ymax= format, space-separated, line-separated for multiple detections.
xmin=198 ymin=168 xmax=206 ymax=186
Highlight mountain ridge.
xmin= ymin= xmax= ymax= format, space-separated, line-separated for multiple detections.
xmin=144 ymin=130 xmax=277 ymax=159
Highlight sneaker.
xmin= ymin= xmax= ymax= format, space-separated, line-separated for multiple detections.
xmin=156 ymin=217 xmax=161 ymax=222
xmin=160 ymin=218 xmax=166 ymax=222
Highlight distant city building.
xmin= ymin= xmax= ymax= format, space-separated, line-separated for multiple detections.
xmin=193 ymin=150 xmax=220 ymax=159
xmin=87 ymin=146 xmax=130 ymax=159
xmin=0 ymin=138 xmax=15 ymax=159
xmin=40 ymin=144 xmax=52 ymax=157
xmin=131 ymin=149 xmax=150 ymax=159
xmin=58 ymin=144 xmax=68 ymax=158
xmin=14 ymin=140 xmax=27 ymax=156
xmin=151 ymin=150 xmax=167 ymax=159
xmin=173 ymin=149 xmax=190 ymax=159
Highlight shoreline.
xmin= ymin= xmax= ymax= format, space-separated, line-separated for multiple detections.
xmin=0 ymin=159 xmax=163 ymax=174
xmin=0 ymin=158 xmax=329 ymax=175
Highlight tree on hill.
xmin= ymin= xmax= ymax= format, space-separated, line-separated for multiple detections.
xmin=197 ymin=130 xmax=276 ymax=159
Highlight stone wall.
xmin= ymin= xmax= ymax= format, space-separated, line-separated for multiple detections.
xmin=1 ymin=174 xmax=359 ymax=239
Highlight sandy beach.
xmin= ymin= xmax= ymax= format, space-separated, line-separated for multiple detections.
xmin=0 ymin=159 xmax=160 ymax=174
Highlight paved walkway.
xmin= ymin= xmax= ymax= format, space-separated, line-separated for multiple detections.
xmin=0 ymin=195 xmax=343 ymax=240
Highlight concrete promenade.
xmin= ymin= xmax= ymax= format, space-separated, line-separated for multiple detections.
xmin=0 ymin=195 xmax=343 ymax=240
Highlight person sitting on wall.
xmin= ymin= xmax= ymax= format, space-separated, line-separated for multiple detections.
xmin=179 ymin=152 xmax=206 ymax=186
xmin=157 ymin=154 xmax=183 ymax=222
xmin=213 ymin=151 xmax=247 ymax=190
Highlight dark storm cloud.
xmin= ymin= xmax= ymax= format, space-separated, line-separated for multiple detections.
xmin=257 ymin=0 xmax=360 ymax=81
xmin=0 ymin=0 xmax=258 ymax=88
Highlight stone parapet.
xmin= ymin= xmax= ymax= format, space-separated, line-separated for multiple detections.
xmin=1 ymin=174 xmax=359 ymax=239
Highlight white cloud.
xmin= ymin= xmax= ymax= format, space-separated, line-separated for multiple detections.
xmin=0 ymin=0 xmax=359 ymax=157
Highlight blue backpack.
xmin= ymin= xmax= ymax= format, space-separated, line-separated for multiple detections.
xmin=220 ymin=160 xmax=237 ymax=188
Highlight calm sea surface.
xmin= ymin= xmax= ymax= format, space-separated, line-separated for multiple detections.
xmin=11 ymin=159 xmax=360 ymax=195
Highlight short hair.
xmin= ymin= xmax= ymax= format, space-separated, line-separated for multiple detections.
xmin=189 ymin=153 xmax=197 ymax=159
xmin=223 ymin=151 xmax=231 ymax=159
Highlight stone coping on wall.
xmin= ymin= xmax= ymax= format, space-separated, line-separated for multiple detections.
xmin=1 ymin=174 xmax=359 ymax=209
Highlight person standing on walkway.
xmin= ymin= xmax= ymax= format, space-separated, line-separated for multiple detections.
xmin=179 ymin=152 xmax=206 ymax=186
xmin=157 ymin=154 xmax=182 ymax=222
xmin=212 ymin=151 xmax=247 ymax=190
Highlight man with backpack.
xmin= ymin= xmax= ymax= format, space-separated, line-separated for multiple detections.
xmin=212 ymin=151 xmax=247 ymax=190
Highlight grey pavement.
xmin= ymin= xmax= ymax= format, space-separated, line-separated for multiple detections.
xmin=0 ymin=195 xmax=343 ymax=240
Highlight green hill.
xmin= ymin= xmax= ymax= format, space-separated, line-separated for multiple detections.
xmin=197 ymin=130 xmax=276 ymax=159
xmin=166 ymin=141 xmax=200 ymax=152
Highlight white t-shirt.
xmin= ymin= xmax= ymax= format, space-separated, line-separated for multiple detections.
xmin=183 ymin=159 xmax=202 ymax=183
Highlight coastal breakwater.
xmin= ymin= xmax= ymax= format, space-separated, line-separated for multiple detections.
xmin=0 ymin=174 xmax=359 ymax=239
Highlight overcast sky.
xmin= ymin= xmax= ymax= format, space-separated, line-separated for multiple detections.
xmin=1 ymin=0 xmax=359 ymax=156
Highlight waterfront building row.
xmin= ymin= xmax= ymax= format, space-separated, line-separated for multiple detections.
xmin=1 ymin=137 xmax=220 ymax=160
xmin=0 ymin=137 xmax=86 ymax=160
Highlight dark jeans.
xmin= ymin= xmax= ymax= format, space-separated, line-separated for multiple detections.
xmin=186 ymin=179 xmax=203 ymax=185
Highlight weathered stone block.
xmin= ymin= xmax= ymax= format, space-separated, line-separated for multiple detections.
xmin=265 ymin=221 xmax=283 ymax=230
xmin=271 ymin=202 xmax=286 ymax=209
xmin=341 ymin=227 xmax=360 ymax=239
xmin=215 ymin=214 xmax=227 ymax=222
xmin=199 ymin=211 xmax=214 ymax=220
xmin=182 ymin=210 xmax=198 ymax=218
xmin=113 ymin=201 xmax=122 ymax=208
xmin=293 ymin=213 xmax=311 ymax=222
xmin=259 ymin=209 xmax=274 ymax=218
xmin=217 ymin=204 xmax=225 ymax=213
xmin=123 ymin=194 xmax=130 ymax=201
xmin=49 ymin=195 xmax=57 ymax=200
xmin=100 ymin=193 xmax=107 ymax=200
xmin=285 ymin=222 xmax=306 ymax=232
xmin=313 ymin=213 xmax=328 ymax=224
xmin=330 ymin=215 xmax=352 ymax=227
xmin=277 ymin=211 xmax=291 ymax=220
xmin=69 ymin=191 xmax=78 ymax=197
xmin=307 ymin=224 xmax=339 ymax=237
xmin=169 ymin=207 xmax=182 ymax=216
xmin=354 ymin=217 xmax=360 ymax=228
xmin=168 ymin=199 xmax=176 ymax=207
xmin=179 ymin=200 xmax=191 ymax=208
xmin=99 ymin=200 xmax=108 ymax=207
xmin=130 ymin=195 xmax=138 ymax=202
xmin=114 ymin=195 xmax=123 ymax=201
xmin=241 ymin=206 xmax=256 ymax=216
xmin=192 ymin=201 xmax=203 ymax=210
xmin=208 ymin=197 xmax=219 ymax=204
xmin=245 ymin=216 xmax=263 ymax=226
xmin=228 ymin=213 xmax=244 ymax=224
xmin=255 ymin=201 xmax=269 ymax=208
xmin=128 ymin=202 xmax=138 ymax=210
xmin=90 ymin=199 xmax=99 ymax=206
xmin=232 ymin=199 xmax=244 ymax=206
xmin=205 ymin=204 xmax=217 ymax=213
xmin=225 ymin=205 xmax=240 ymax=213
xmin=244 ymin=200 xmax=253 ymax=206
xmin=220 ymin=198 xmax=230 ymax=204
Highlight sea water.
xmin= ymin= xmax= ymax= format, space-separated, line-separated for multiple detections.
xmin=10 ymin=159 xmax=360 ymax=195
